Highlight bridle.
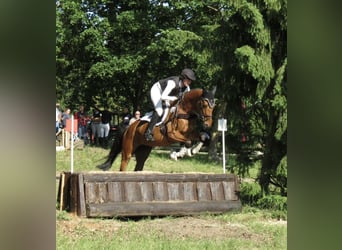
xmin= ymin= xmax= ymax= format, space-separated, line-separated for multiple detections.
xmin=195 ymin=97 xmax=214 ymax=124
xmin=172 ymin=93 xmax=215 ymax=128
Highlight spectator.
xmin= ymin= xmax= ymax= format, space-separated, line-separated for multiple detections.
xmin=61 ymin=108 xmax=71 ymax=128
xmin=74 ymin=105 xmax=89 ymax=140
xmin=94 ymin=106 xmax=114 ymax=148
xmin=121 ymin=107 xmax=132 ymax=128
xmin=129 ymin=110 xmax=141 ymax=125
xmin=90 ymin=108 xmax=101 ymax=145
xmin=56 ymin=103 xmax=62 ymax=134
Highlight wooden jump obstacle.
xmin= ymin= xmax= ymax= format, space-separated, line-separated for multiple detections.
xmin=57 ymin=171 xmax=241 ymax=217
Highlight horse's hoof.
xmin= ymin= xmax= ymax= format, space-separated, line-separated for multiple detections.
xmin=170 ymin=152 xmax=178 ymax=161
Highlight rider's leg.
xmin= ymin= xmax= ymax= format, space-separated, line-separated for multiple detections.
xmin=145 ymin=84 xmax=163 ymax=141
xmin=157 ymin=107 xmax=169 ymax=125
xmin=144 ymin=111 xmax=161 ymax=141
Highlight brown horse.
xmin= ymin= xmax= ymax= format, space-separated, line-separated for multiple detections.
xmin=96 ymin=87 xmax=216 ymax=171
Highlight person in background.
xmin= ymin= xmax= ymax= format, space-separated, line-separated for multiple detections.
xmin=121 ymin=107 xmax=132 ymax=128
xmin=56 ymin=103 xmax=62 ymax=144
xmin=90 ymin=108 xmax=101 ymax=145
xmin=56 ymin=103 xmax=62 ymax=134
xmin=129 ymin=110 xmax=141 ymax=125
xmin=93 ymin=106 xmax=113 ymax=148
xmin=144 ymin=68 xmax=196 ymax=141
xmin=61 ymin=108 xmax=71 ymax=128
xmin=74 ymin=105 xmax=89 ymax=140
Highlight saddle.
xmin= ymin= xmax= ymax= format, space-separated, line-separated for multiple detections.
xmin=140 ymin=99 xmax=194 ymax=143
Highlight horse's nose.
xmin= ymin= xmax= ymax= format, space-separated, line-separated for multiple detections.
xmin=202 ymin=123 xmax=209 ymax=129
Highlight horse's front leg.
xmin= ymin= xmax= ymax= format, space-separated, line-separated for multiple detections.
xmin=134 ymin=145 xmax=152 ymax=171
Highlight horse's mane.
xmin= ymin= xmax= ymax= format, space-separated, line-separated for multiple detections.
xmin=183 ymin=88 xmax=203 ymax=100
xmin=183 ymin=88 xmax=215 ymax=107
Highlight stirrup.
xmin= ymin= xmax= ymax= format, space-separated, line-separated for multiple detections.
xmin=145 ymin=132 xmax=154 ymax=141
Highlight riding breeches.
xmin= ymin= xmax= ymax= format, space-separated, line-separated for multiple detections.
xmin=151 ymin=83 xmax=163 ymax=117
xmin=99 ymin=122 xmax=110 ymax=137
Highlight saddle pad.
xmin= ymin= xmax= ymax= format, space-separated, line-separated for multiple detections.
xmin=139 ymin=107 xmax=176 ymax=126
xmin=140 ymin=111 xmax=153 ymax=122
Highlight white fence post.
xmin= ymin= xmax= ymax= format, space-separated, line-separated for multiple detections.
xmin=218 ymin=119 xmax=227 ymax=173
xmin=71 ymin=115 xmax=74 ymax=173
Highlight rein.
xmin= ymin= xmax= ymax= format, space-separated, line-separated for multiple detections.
xmin=175 ymin=113 xmax=197 ymax=119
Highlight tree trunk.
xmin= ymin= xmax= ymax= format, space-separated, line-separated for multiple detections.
xmin=208 ymin=130 xmax=220 ymax=161
xmin=258 ymin=112 xmax=287 ymax=194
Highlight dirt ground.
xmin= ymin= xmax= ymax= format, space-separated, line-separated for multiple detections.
xmin=57 ymin=213 xmax=286 ymax=241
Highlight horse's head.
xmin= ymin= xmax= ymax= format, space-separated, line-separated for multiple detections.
xmin=181 ymin=87 xmax=216 ymax=130
xmin=197 ymin=87 xmax=216 ymax=129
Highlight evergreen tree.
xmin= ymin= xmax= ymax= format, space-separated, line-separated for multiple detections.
xmin=56 ymin=0 xmax=287 ymax=195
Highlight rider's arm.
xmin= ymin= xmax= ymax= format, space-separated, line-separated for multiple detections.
xmin=160 ymin=80 xmax=178 ymax=102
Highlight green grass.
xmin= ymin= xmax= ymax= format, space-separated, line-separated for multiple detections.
xmin=56 ymin=145 xmax=286 ymax=249
xmin=56 ymin=146 xmax=225 ymax=174
xmin=56 ymin=207 xmax=287 ymax=250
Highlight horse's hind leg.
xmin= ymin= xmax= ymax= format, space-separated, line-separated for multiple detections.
xmin=119 ymin=128 xmax=134 ymax=171
xmin=119 ymin=153 xmax=130 ymax=171
xmin=120 ymin=143 xmax=133 ymax=171
xmin=134 ymin=145 xmax=152 ymax=171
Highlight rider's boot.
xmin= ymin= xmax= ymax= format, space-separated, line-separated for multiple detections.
xmin=98 ymin=137 xmax=103 ymax=147
xmin=144 ymin=112 xmax=160 ymax=141
xmin=103 ymin=136 xmax=108 ymax=148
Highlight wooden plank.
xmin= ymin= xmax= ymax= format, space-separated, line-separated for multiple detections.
xmin=58 ymin=172 xmax=72 ymax=211
xmin=86 ymin=200 xmax=242 ymax=217
xmin=167 ymin=182 xmax=184 ymax=201
xmin=107 ymin=182 xmax=124 ymax=202
xmin=77 ymin=173 xmax=86 ymax=216
xmin=153 ymin=182 xmax=168 ymax=201
xmin=97 ymin=182 xmax=108 ymax=203
xmin=196 ymin=182 xmax=211 ymax=201
xmin=209 ymin=182 xmax=224 ymax=201
xmin=83 ymin=172 xmax=237 ymax=183
xmin=222 ymin=181 xmax=239 ymax=201
xmin=139 ymin=182 xmax=153 ymax=202
xmin=183 ymin=182 xmax=197 ymax=201
xmin=124 ymin=182 xmax=142 ymax=202
xmin=58 ymin=173 xmax=65 ymax=211
xmin=85 ymin=182 xmax=97 ymax=203
xmin=69 ymin=174 xmax=79 ymax=215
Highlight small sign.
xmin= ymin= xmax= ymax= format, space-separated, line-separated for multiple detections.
xmin=218 ymin=119 xmax=227 ymax=131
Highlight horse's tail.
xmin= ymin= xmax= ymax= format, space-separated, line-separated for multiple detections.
xmin=96 ymin=127 xmax=124 ymax=171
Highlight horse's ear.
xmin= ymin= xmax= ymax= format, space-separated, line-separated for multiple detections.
xmin=211 ymin=86 xmax=217 ymax=96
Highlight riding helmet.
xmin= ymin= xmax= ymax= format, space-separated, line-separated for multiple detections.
xmin=181 ymin=68 xmax=196 ymax=81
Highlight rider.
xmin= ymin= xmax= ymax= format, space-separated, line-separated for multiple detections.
xmin=144 ymin=68 xmax=196 ymax=141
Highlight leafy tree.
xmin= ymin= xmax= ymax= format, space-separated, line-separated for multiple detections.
xmin=56 ymin=0 xmax=287 ymax=196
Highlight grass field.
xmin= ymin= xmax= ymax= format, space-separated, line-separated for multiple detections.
xmin=56 ymin=145 xmax=287 ymax=249
xmin=56 ymin=146 xmax=226 ymax=173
